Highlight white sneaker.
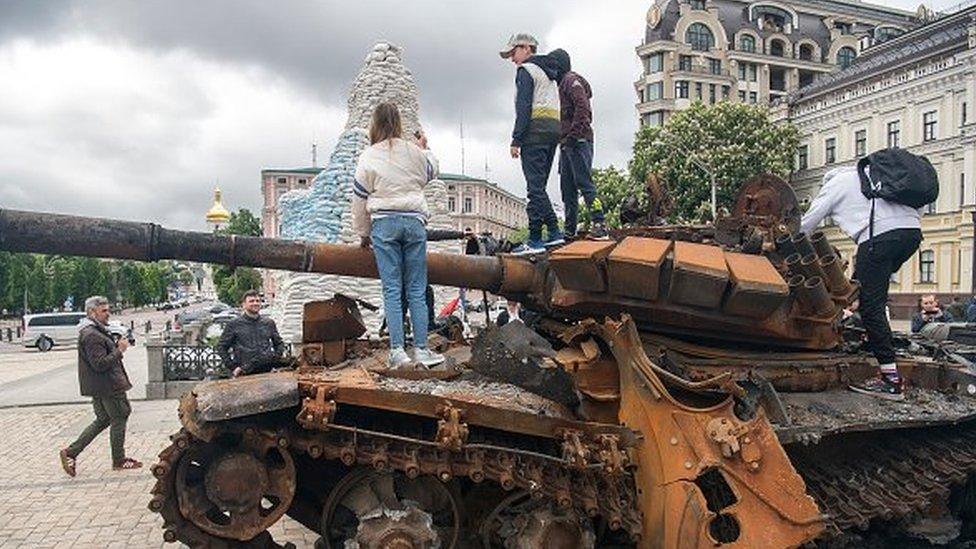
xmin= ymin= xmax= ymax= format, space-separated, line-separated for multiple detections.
xmin=511 ymin=243 xmax=546 ymax=256
xmin=413 ymin=347 xmax=445 ymax=367
xmin=388 ymin=347 xmax=412 ymax=369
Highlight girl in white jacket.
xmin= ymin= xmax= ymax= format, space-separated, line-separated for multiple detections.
xmin=352 ymin=102 xmax=444 ymax=368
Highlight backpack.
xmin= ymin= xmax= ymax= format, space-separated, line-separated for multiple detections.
xmin=856 ymin=147 xmax=938 ymax=245
xmin=856 ymin=148 xmax=939 ymax=208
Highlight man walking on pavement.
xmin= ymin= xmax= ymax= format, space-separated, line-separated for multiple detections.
xmin=500 ymin=33 xmax=565 ymax=253
xmin=548 ymin=48 xmax=608 ymax=239
xmin=216 ymin=289 xmax=285 ymax=377
xmin=59 ymin=296 xmax=141 ymax=476
xmin=801 ymin=163 xmax=923 ymax=400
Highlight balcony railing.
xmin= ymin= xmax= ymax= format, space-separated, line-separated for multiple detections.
xmin=672 ymin=63 xmax=730 ymax=77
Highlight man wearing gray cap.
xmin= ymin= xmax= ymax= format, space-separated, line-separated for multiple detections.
xmin=500 ymin=33 xmax=564 ymax=253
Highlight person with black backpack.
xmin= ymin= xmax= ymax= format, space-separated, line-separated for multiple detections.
xmin=800 ymin=148 xmax=938 ymax=400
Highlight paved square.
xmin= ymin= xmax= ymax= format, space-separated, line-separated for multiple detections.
xmin=0 ymin=400 xmax=319 ymax=548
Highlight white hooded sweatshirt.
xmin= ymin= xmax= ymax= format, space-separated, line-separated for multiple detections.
xmin=800 ymin=165 xmax=922 ymax=245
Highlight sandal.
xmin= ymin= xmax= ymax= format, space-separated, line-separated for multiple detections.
xmin=59 ymin=448 xmax=76 ymax=477
xmin=112 ymin=457 xmax=143 ymax=471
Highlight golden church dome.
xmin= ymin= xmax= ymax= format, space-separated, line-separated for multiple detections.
xmin=206 ymin=187 xmax=231 ymax=225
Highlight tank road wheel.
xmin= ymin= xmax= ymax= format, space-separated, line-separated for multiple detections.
xmin=174 ymin=433 xmax=297 ymax=542
xmin=480 ymin=491 xmax=595 ymax=549
xmin=320 ymin=468 xmax=461 ymax=549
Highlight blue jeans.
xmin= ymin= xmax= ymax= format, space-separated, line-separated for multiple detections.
xmin=371 ymin=216 xmax=429 ymax=349
xmin=520 ymin=142 xmax=559 ymax=241
xmin=559 ymin=140 xmax=604 ymax=235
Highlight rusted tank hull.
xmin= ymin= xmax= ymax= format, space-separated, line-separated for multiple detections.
xmin=150 ymin=316 xmax=845 ymax=548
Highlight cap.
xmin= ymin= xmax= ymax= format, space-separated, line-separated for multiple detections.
xmin=499 ymin=33 xmax=538 ymax=58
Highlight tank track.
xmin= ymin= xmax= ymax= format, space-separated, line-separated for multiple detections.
xmin=148 ymin=423 xmax=643 ymax=547
xmin=790 ymin=421 xmax=976 ymax=538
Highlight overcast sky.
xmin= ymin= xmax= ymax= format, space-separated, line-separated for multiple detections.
xmin=0 ymin=0 xmax=962 ymax=230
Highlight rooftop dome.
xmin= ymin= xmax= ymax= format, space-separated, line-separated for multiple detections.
xmin=205 ymin=187 xmax=231 ymax=225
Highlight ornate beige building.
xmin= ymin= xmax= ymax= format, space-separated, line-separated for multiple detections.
xmin=782 ymin=6 xmax=976 ymax=316
xmin=441 ymin=173 xmax=528 ymax=238
xmin=636 ymin=0 xmax=919 ymax=126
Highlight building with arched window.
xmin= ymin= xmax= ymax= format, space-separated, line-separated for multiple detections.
xmin=686 ymin=23 xmax=715 ymax=51
xmin=781 ymin=6 xmax=976 ymax=315
xmin=636 ymin=0 xmax=918 ymax=127
xmin=836 ymin=46 xmax=857 ymax=68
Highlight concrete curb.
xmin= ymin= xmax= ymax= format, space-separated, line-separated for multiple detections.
xmin=0 ymin=397 xmax=150 ymax=411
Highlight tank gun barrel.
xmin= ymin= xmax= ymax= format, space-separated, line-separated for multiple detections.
xmin=0 ymin=190 xmax=852 ymax=351
xmin=0 ymin=208 xmax=536 ymax=294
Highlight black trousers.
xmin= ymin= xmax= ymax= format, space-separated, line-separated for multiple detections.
xmin=854 ymin=228 xmax=922 ymax=365
xmin=520 ymin=142 xmax=559 ymax=241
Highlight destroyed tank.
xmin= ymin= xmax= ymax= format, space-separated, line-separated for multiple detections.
xmin=6 ymin=176 xmax=976 ymax=548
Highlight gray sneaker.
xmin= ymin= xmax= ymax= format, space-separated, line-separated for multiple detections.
xmin=589 ymin=222 xmax=610 ymax=240
xmin=849 ymin=374 xmax=904 ymax=401
xmin=388 ymin=347 xmax=412 ymax=369
xmin=413 ymin=347 xmax=445 ymax=367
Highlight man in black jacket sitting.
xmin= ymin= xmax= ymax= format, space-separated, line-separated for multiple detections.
xmin=216 ymin=290 xmax=285 ymax=377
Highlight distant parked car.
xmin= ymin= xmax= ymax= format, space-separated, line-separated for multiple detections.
xmin=174 ymin=309 xmax=212 ymax=330
xmin=212 ymin=310 xmax=239 ymax=325
xmin=209 ymin=303 xmax=232 ymax=314
xmin=22 ymin=313 xmax=131 ymax=352
xmin=22 ymin=312 xmax=86 ymax=351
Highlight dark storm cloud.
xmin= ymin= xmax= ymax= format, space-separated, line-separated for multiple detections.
xmin=0 ymin=0 xmax=632 ymax=231
xmin=0 ymin=0 xmax=563 ymax=127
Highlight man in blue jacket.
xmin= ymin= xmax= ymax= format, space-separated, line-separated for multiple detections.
xmin=500 ymin=33 xmax=564 ymax=253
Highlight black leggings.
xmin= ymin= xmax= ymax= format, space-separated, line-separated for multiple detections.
xmin=854 ymin=228 xmax=922 ymax=365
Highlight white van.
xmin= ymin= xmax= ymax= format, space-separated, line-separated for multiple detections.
xmin=22 ymin=312 xmax=87 ymax=352
xmin=21 ymin=313 xmax=131 ymax=352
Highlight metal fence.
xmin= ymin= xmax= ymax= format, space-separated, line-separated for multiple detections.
xmin=160 ymin=344 xmax=294 ymax=382
xmin=162 ymin=346 xmax=224 ymax=381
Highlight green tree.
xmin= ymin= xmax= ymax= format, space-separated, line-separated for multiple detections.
xmin=70 ymin=257 xmax=110 ymax=308
xmin=178 ymin=269 xmax=195 ymax=287
xmin=47 ymin=257 xmax=75 ymax=310
xmin=0 ymin=252 xmax=9 ymax=311
xmin=143 ymin=263 xmax=172 ymax=304
xmin=219 ymin=208 xmax=262 ymax=237
xmin=213 ymin=266 xmax=262 ymax=306
xmin=213 ymin=208 xmax=262 ymax=304
xmin=628 ymin=101 xmax=799 ymax=222
xmin=589 ymin=166 xmax=633 ymax=228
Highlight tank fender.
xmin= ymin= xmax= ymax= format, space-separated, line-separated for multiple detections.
xmin=192 ymin=372 xmax=301 ymax=423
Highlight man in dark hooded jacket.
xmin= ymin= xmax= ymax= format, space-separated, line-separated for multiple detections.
xmin=549 ymin=48 xmax=607 ymax=239
xmin=500 ymin=33 xmax=565 ymax=253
